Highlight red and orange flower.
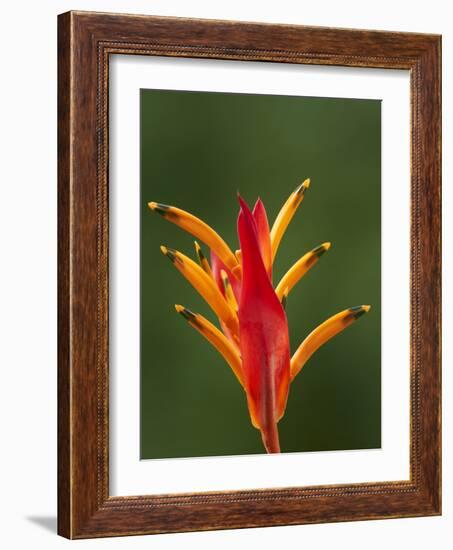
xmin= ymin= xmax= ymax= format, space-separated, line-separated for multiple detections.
xmin=148 ymin=180 xmax=370 ymax=453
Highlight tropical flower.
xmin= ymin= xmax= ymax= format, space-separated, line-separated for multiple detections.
xmin=148 ymin=180 xmax=370 ymax=454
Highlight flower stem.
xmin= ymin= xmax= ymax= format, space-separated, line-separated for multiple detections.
xmin=260 ymin=422 xmax=281 ymax=453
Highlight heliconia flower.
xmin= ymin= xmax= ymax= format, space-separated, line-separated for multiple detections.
xmin=148 ymin=180 xmax=371 ymax=454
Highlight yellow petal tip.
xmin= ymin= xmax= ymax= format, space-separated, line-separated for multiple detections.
xmin=363 ymin=305 xmax=371 ymax=312
xmin=294 ymin=178 xmax=311 ymax=196
xmin=148 ymin=202 xmax=171 ymax=216
xmin=175 ymin=305 xmax=197 ymax=322
xmin=160 ymin=245 xmax=168 ymax=255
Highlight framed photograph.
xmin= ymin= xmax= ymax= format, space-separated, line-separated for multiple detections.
xmin=58 ymin=11 xmax=441 ymax=539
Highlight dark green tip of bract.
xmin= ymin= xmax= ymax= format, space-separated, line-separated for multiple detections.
xmin=165 ymin=247 xmax=177 ymax=262
xmin=294 ymin=183 xmax=305 ymax=196
xmin=313 ymin=244 xmax=328 ymax=257
xmin=349 ymin=306 xmax=367 ymax=319
xmin=179 ymin=307 xmax=196 ymax=322
xmin=154 ymin=203 xmax=171 ymax=216
xmin=294 ymin=180 xmax=309 ymax=196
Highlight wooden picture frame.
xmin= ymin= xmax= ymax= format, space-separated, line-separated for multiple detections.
xmin=58 ymin=10 xmax=441 ymax=539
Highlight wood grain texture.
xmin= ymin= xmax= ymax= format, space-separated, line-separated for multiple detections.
xmin=57 ymin=11 xmax=71 ymax=538
xmin=57 ymin=10 xmax=441 ymax=539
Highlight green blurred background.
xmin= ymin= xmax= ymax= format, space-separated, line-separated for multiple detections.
xmin=140 ymin=89 xmax=381 ymax=459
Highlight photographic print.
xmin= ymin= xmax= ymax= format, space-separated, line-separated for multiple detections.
xmin=58 ymin=12 xmax=441 ymax=537
xmin=140 ymin=89 xmax=381 ymax=459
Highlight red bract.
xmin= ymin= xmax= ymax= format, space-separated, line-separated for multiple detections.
xmin=148 ymin=181 xmax=371 ymax=454
xmin=237 ymin=196 xmax=290 ymax=452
